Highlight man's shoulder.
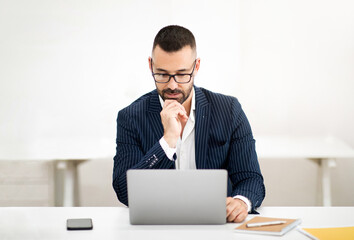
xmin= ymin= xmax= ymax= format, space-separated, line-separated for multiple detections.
xmin=196 ymin=87 xmax=245 ymax=128
xmin=197 ymin=87 xmax=240 ymax=107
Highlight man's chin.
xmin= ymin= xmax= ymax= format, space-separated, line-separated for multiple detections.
xmin=162 ymin=94 xmax=185 ymax=103
xmin=164 ymin=97 xmax=184 ymax=104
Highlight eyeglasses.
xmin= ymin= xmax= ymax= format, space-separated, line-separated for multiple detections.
xmin=151 ymin=59 xmax=196 ymax=84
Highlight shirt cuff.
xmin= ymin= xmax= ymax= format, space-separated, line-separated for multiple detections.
xmin=159 ymin=137 xmax=177 ymax=161
xmin=233 ymin=195 xmax=252 ymax=213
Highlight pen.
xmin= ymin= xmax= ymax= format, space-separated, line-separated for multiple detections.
xmin=246 ymin=220 xmax=287 ymax=228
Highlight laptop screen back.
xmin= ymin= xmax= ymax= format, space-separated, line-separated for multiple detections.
xmin=127 ymin=169 xmax=227 ymax=225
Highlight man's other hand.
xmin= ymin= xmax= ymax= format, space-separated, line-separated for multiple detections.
xmin=226 ymin=197 xmax=248 ymax=223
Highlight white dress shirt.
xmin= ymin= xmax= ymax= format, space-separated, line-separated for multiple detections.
xmin=158 ymin=87 xmax=251 ymax=212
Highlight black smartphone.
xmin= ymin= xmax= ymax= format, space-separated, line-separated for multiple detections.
xmin=67 ymin=218 xmax=93 ymax=230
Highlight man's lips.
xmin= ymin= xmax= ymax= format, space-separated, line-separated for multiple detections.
xmin=165 ymin=92 xmax=181 ymax=98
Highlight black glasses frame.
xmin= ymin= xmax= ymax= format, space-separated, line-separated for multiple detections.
xmin=151 ymin=59 xmax=197 ymax=84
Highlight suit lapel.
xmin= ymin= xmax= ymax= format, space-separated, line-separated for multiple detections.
xmin=194 ymin=87 xmax=210 ymax=169
xmin=147 ymin=91 xmax=164 ymax=140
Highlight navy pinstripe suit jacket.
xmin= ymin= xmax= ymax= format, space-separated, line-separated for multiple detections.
xmin=113 ymin=86 xmax=265 ymax=212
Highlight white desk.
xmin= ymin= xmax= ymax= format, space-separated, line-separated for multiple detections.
xmin=0 ymin=138 xmax=114 ymax=207
xmin=256 ymin=136 xmax=354 ymax=206
xmin=0 ymin=207 xmax=353 ymax=240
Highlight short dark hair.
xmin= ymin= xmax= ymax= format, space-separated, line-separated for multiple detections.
xmin=152 ymin=25 xmax=196 ymax=53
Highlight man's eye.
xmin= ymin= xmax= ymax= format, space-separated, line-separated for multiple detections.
xmin=159 ymin=74 xmax=169 ymax=78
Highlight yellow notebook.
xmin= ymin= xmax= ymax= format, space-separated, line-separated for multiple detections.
xmin=300 ymin=226 xmax=354 ymax=240
xmin=235 ymin=216 xmax=301 ymax=236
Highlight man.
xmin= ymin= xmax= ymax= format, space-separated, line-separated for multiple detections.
xmin=113 ymin=25 xmax=265 ymax=223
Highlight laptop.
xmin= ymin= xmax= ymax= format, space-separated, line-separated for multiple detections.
xmin=127 ymin=169 xmax=227 ymax=225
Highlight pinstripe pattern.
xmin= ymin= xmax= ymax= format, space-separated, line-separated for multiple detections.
xmin=113 ymin=86 xmax=265 ymax=212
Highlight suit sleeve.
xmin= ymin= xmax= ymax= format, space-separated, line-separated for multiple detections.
xmin=227 ymin=99 xmax=265 ymax=212
xmin=112 ymin=108 xmax=174 ymax=206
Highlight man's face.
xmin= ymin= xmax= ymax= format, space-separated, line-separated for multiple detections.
xmin=149 ymin=45 xmax=199 ymax=105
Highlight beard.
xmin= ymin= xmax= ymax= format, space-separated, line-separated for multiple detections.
xmin=157 ymin=84 xmax=193 ymax=105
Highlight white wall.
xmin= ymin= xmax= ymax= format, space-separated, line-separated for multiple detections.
xmin=0 ymin=0 xmax=240 ymax=148
xmin=1 ymin=0 xmax=353 ymax=206
xmin=239 ymin=0 xmax=354 ymax=142
xmin=0 ymin=0 xmax=241 ymax=206
xmin=238 ymin=0 xmax=354 ymax=206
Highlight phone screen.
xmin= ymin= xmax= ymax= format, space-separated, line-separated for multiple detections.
xmin=67 ymin=218 xmax=93 ymax=230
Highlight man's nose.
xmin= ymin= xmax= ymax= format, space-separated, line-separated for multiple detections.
xmin=166 ymin=76 xmax=178 ymax=89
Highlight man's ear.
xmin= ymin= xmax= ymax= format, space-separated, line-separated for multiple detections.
xmin=194 ymin=58 xmax=201 ymax=74
xmin=148 ymin=57 xmax=152 ymax=71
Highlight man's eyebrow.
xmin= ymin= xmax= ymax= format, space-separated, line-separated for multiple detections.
xmin=155 ymin=67 xmax=168 ymax=72
xmin=176 ymin=68 xmax=189 ymax=72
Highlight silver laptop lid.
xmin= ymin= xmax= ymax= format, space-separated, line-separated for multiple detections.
xmin=127 ymin=169 xmax=227 ymax=225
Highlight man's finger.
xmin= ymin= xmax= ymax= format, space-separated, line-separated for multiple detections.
xmin=163 ymin=102 xmax=187 ymax=115
xmin=226 ymin=203 xmax=239 ymax=217
xmin=163 ymin=100 xmax=183 ymax=109
xmin=227 ymin=208 xmax=241 ymax=222
xmin=234 ymin=211 xmax=247 ymax=223
xmin=226 ymin=203 xmax=233 ymax=217
xmin=177 ymin=111 xmax=188 ymax=121
xmin=226 ymin=197 xmax=239 ymax=216
xmin=163 ymin=99 xmax=177 ymax=106
xmin=226 ymin=197 xmax=233 ymax=205
xmin=162 ymin=105 xmax=187 ymax=119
